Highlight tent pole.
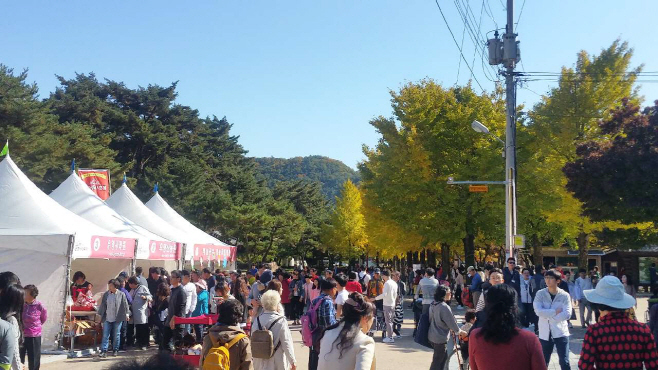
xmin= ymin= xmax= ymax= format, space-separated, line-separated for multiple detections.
xmin=59 ymin=235 xmax=74 ymax=351
xmin=131 ymin=240 xmax=138 ymax=274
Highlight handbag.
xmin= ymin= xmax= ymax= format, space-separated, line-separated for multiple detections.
xmin=414 ymin=309 xmax=433 ymax=349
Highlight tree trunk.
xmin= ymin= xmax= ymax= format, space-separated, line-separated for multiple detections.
xmin=577 ymin=232 xmax=590 ymax=270
xmin=420 ymin=249 xmax=426 ymax=265
xmin=463 ymin=234 xmax=476 ymax=267
xmin=428 ymin=250 xmax=437 ymax=267
xmin=407 ymin=251 xmax=413 ymax=269
xmin=531 ymin=233 xmax=543 ymax=267
xmin=441 ymin=243 xmax=451 ymax=273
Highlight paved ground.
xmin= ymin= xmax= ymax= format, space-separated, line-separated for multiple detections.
xmin=41 ymin=296 xmax=650 ymax=370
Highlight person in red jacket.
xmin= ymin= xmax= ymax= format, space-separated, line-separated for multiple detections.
xmin=469 ymin=284 xmax=546 ymax=370
xmin=345 ymin=272 xmax=363 ymax=294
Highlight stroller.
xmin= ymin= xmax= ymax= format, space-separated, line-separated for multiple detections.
xmin=368 ymin=301 xmax=387 ymax=338
xmin=375 ymin=306 xmax=386 ymax=338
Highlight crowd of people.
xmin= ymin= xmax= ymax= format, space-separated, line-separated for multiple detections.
xmin=1 ymin=259 xmax=658 ymax=370
xmin=411 ymin=258 xmax=656 ymax=370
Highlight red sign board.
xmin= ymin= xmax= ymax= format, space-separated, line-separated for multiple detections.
xmin=148 ymin=240 xmax=181 ymax=260
xmin=89 ymin=236 xmax=136 ymax=259
xmin=78 ymin=169 xmax=111 ymax=200
xmin=193 ymin=244 xmax=236 ymax=262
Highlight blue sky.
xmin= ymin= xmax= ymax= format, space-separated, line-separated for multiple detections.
xmin=2 ymin=1 xmax=657 ymax=169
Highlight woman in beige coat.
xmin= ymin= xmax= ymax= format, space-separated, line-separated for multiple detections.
xmin=252 ymin=290 xmax=296 ymax=370
xmin=318 ymin=292 xmax=376 ymax=370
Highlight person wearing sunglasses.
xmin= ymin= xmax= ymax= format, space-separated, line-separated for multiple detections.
xmin=503 ymin=258 xmax=521 ymax=300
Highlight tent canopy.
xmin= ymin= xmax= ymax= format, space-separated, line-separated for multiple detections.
xmin=146 ymin=191 xmax=235 ymax=262
xmin=105 ymin=183 xmax=187 ymax=252
xmin=0 ymin=155 xmax=130 ymax=349
xmin=0 ymin=155 xmax=126 ymax=257
xmin=50 ymin=172 xmax=175 ymax=259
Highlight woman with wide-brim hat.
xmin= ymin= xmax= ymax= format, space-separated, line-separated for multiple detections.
xmin=578 ymin=276 xmax=658 ymax=369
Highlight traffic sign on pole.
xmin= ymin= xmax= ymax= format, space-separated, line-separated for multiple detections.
xmin=469 ymin=185 xmax=489 ymax=193
xmin=514 ymin=235 xmax=525 ymax=249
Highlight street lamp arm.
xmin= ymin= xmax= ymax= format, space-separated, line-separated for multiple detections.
xmin=492 ymin=135 xmax=505 ymax=146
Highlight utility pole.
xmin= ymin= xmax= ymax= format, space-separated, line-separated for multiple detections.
xmin=503 ymin=0 xmax=518 ymax=260
xmin=487 ymin=0 xmax=519 ymax=259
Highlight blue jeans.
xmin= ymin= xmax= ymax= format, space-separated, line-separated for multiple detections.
xmin=101 ymin=321 xmax=123 ymax=352
xmin=540 ymin=336 xmax=570 ymax=370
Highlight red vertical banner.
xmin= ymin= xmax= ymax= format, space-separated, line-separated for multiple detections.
xmin=78 ymin=169 xmax=111 ymax=200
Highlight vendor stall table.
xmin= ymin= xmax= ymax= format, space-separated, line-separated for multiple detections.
xmin=64 ymin=311 xmax=100 ymax=356
xmin=171 ymin=314 xmax=220 ymax=366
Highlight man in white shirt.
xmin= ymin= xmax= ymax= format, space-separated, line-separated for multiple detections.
xmin=533 ymin=269 xmax=572 ymax=370
xmin=334 ymin=274 xmax=350 ymax=318
xmin=376 ymin=270 xmax=398 ymax=343
xmin=363 ymin=268 xmax=372 ymax=289
xmin=574 ymin=268 xmax=593 ymax=328
xmin=181 ymin=270 xmax=197 ymax=334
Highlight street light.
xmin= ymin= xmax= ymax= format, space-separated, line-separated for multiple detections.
xmin=471 ymin=120 xmax=490 ymax=134
xmin=471 ymin=120 xmax=516 ymax=259
xmin=472 ymin=120 xmax=505 ymax=146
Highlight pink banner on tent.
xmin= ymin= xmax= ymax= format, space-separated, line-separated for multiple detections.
xmin=193 ymin=244 xmax=236 ymax=262
xmin=90 ymin=236 xmax=136 ymax=259
xmin=148 ymin=240 xmax=181 ymax=260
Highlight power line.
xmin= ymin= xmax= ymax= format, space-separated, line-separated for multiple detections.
xmin=515 ymin=0 xmax=526 ymax=27
xmin=484 ymin=0 xmax=498 ymax=28
xmin=519 ymin=85 xmax=544 ymax=98
xmin=520 ymin=78 xmax=658 ymax=84
xmin=434 ymin=0 xmax=486 ymax=91
xmin=452 ymin=0 xmax=500 ymax=81
xmin=520 ymin=71 xmax=658 ymax=76
xmin=471 ymin=0 xmax=487 ymax=82
xmin=456 ymin=14 xmax=467 ymax=84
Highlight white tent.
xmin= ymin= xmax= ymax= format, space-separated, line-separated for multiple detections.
xmin=146 ymin=191 xmax=236 ymax=265
xmin=105 ymin=183 xmax=187 ymax=266
xmin=0 ymin=155 xmax=133 ymax=349
xmin=50 ymin=172 xmax=174 ymax=260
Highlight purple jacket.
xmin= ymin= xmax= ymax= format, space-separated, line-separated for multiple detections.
xmin=23 ymin=300 xmax=47 ymax=338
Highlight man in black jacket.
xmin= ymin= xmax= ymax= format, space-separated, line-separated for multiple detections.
xmin=503 ymin=257 xmax=521 ymax=298
xmin=146 ymin=267 xmax=165 ymax=332
xmin=161 ymin=270 xmax=187 ymax=351
xmin=146 ymin=267 xmax=164 ymax=298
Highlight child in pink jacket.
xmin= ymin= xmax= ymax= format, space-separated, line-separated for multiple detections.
xmin=21 ymin=285 xmax=47 ymax=370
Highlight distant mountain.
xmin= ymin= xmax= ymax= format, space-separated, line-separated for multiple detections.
xmin=253 ymin=156 xmax=361 ymax=201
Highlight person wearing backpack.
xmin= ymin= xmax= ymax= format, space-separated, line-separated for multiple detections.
xmin=251 ymin=290 xmax=296 ymax=370
xmin=306 ymin=279 xmax=338 ymax=370
xmin=201 ymin=299 xmax=253 ymax=370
